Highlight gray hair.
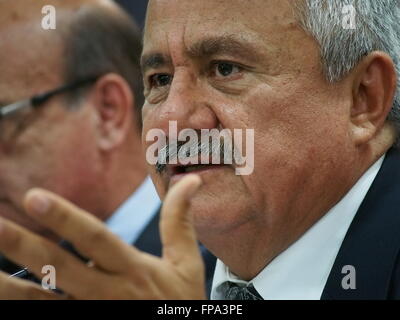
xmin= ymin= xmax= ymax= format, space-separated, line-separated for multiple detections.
xmin=295 ymin=0 xmax=400 ymax=140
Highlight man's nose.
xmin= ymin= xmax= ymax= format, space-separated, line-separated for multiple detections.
xmin=156 ymin=70 xmax=219 ymax=133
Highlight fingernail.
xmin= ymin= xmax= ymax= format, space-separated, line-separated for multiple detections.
xmin=29 ymin=193 xmax=51 ymax=215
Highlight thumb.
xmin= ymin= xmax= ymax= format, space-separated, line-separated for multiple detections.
xmin=160 ymin=174 xmax=203 ymax=269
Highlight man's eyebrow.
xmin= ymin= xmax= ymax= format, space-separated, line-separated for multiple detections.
xmin=187 ymin=35 xmax=263 ymax=62
xmin=141 ymin=53 xmax=172 ymax=73
xmin=141 ymin=35 xmax=265 ymax=73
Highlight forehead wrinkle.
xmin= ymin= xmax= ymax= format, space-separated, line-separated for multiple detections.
xmin=168 ymin=22 xmax=191 ymax=67
xmin=141 ymin=22 xmax=273 ymax=73
xmin=141 ymin=23 xmax=189 ymax=72
xmin=186 ymin=34 xmax=264 ymax=63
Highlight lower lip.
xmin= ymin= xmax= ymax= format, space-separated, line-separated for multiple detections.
xmin=169 ymin=165 xmax=228 ymax=184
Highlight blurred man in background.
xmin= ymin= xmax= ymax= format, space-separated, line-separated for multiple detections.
xmin=0 ymin=0 xmax=153 ymax=269
xmin=0 ymin=0 xmax=215 ymax=292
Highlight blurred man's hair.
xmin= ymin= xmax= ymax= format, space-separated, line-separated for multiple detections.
xmin=60 ymin=4 xmax=143 ymax=128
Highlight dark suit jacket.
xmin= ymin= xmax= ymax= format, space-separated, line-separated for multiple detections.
xmin=0 ymin=208 xmax=216 ymax=297
xmin=321 ymin=147 xmax=400 ymax=299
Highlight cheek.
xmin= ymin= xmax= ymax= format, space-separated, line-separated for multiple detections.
xmin=248 ymin=85 xmax=350 ymax=207
xmin=0 ymin=133 xmax=55 ymax=195
xmin=13 ymin=124 xmax=96 ymax=194
xmin=50 ymin=127 xmax=98 ymax=180
xmin=243 ymin=77 xmax=349 ymax=153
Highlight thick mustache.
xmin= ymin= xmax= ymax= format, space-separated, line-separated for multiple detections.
xmin=155 ymin=139 xmax=229 ymax=174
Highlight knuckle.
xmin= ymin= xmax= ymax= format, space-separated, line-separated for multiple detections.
xmin=74 ymin=225 xmax=108 ymax=251
xmin=86 ymin=226 xmax=108 ymax=244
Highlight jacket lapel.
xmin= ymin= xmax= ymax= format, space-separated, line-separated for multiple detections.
xmin=134 ymin=207 xmax=162 ymax=257
xmin=321 ymin=147 xmax=400 ymax=299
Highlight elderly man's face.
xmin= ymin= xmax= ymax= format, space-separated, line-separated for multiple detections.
xmin=0 ymin=18 xmax=101 ymax=236
xmin=142 ymin=0 xmax=355 ymax=253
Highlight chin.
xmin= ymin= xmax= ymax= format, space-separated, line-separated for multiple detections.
xmin=189 ymin=189 xmax=255 ymax=239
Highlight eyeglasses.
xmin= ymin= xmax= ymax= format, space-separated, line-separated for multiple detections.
xmin=0 ymin=75 xmax=100 ymax=143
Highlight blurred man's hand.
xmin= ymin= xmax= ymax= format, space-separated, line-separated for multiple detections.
xmin=0 ymin=175 xmax=205 ymax=300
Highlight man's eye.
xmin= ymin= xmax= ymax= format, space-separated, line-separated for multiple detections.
xmin=214 ymin=62 xmax=241 ymax=78
xmin=149 ymin=74 xmax=173 ymax=88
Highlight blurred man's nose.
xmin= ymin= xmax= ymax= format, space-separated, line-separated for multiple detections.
xmin=155 ymin=69 xmax=219 ymax=134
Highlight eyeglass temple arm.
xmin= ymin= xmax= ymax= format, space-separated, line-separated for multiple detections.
xmin=0 ymin=76 xmax=99 ymax=120
xmin=31 ymin=76 xmax=100 ymax=107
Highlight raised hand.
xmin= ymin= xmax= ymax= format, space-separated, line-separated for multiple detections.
xmin=0 ymin=175 xmax=205 ymax=299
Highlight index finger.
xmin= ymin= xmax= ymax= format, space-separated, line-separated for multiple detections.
xmin=23 ymin=189 xmax=140 ymax=273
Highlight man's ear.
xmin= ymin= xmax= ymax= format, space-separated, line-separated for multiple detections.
xmin=350 ymin=52 xmax=397 ymax=145
xmin=88 ymin=73 xmax=135 ymax=151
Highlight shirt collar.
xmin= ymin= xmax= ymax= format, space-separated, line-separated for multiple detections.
xmin=106 ymin=176 xmax=161 ymax=245
xmin=212 ymin=155 xmax=385 ymax=300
